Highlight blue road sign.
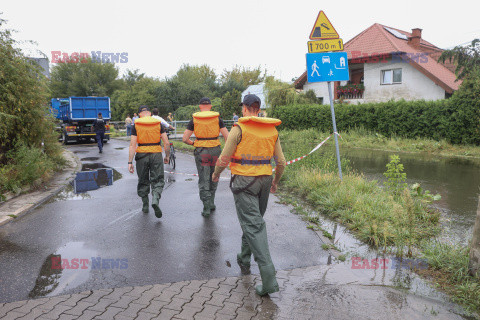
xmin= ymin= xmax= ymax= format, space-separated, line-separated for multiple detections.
xmin=306 ymin=52 xmax=349 ymax=83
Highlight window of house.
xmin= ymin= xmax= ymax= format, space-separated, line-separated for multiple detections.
xmin=381 ymin=69 xmax=402 ymax=85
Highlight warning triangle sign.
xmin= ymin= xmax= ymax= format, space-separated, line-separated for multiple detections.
xmin=309 ymin=11 xmax=340 ymax=40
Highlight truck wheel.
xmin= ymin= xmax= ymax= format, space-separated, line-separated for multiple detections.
xmin=62 ymin=132 xmax=69 ymax=145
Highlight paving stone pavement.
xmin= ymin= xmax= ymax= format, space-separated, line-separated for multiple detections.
xmin=0 ymin=263 xmax=470 ymax=320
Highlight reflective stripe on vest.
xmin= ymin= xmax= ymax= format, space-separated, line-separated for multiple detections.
xmin=230 ymin=117 xmax=281 ymax=176
xmin=135 ymin=116 xmax=163 ymax=153
xmin=192 ymin=111 xmax=220 ymax=148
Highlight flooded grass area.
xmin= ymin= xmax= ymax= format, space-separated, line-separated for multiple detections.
xmin=278 ymin=129 xmax=480 ymax=316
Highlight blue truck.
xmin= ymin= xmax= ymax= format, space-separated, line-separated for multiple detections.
xmin=51 ymin=97 xmax=111 ymax=145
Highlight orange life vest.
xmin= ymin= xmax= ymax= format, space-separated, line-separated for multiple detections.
xmin=230 ymin=117 xmax=282 ymax=176
xmin=192 ymin=111 xmax=221 ymax=148
xmin=135 ymin=116 xmax=163 ymax=153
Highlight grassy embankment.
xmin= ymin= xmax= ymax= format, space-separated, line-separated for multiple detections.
xmin=0 ymin=143 xmax=65 ymax=201
xmin=277 ymin=128 xmax=480 ymax=315
xmin=328 ymin=127 xmax=480 ymax=158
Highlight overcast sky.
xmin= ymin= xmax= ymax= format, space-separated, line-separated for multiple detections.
xmin=3 ymin=0 xmax=480 ymax=82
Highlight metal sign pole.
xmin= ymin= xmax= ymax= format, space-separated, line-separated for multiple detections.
xmin=327 ymin=81 xmax=343 ymax=180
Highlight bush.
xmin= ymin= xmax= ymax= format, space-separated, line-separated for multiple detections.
xmin=0 ymin=18 xmax=64 ymax=197
xmin=270 ymin=93 xmax=480 ymax=145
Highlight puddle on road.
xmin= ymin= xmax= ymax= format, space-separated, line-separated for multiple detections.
xmin=72 ymin=151 xmax=88 ymax=154
xmin=80 ymin=157 xmax=100 ymax=161
xmin=29 ymin=242 xmax=97 ymax=299
xmin=115 ymin=147 xmax=125 ymax=150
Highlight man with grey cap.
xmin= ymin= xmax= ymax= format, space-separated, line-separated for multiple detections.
xmin=212 ymin=94 xmax=286 ymax=296
xmin=128 ymin=105 xmax=170 ymax=218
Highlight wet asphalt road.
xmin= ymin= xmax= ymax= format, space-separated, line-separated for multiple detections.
xmin=0 ymin=139 xmax=329 ymax=303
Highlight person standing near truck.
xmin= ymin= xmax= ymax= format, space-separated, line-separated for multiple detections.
xmin=182 ymin=97 xmax=229 ymax=217
xmin=128 ymin=106 xmax=170 ymax=218
xmin=92 ymin=113 xmax=106 ymax=153
xmin=212 ymin=94 xmax=286 ymax=296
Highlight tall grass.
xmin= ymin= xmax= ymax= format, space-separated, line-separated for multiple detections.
xmin=278 ymin=128 xmax=442 ymax=250
xmin=420 ymin=241 xmax=480 ymax=314
xmin=0 ymin=142 xmax=65 ymax=198
xmin=281 ymin=168 xmax=439 ymax=249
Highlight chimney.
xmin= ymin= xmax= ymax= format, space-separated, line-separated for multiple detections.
xmin=408 ymin=28 xmax=422 ymax=49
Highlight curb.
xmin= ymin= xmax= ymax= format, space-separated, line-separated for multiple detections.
xmin=0 ymin=148 xmax=81 ymax=227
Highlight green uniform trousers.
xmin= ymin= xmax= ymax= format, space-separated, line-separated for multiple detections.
xmin=135 ymin=152 xmax=165 ymax=200
xmin=231 ymin=174 xmax=274 ymax=268
xmin=194 ymin=146 xmax=221 ymax=204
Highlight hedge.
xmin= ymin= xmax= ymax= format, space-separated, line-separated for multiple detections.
xmin=270 ymin=97 xmax=480 ymax=145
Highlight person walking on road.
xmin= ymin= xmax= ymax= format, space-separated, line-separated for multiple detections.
xmin=212 ymin=94 xmax=286 ymax=296
xmin=183 ymin=97 xmax=229 ymax=217
xmin=128 ymin=106 xmax=170 ymax=218
xmin=92 ymin=112 xmax=106 ymax=153
xmin=152 ymin=108 xmax=175 ymax=131
xmin=125 ymin=114 xmax=133 ymax=136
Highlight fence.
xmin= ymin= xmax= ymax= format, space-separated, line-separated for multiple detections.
xmin=109 ymin=120 xmax=236 ymax=140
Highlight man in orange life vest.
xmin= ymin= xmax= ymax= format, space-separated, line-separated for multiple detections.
xmin=212 ymin=94 xmax=286 ymax=296
xmin=182 ymin=97 xmax=229 ymax=217
xmin=128 ymin=106 xmax=170 ymax=218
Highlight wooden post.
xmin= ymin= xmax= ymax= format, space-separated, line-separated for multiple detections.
xmin=470 ymin=195 xmax=480 ymax=277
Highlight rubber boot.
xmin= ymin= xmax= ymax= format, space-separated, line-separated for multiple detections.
xmin=236 ymin=238 xmax=252 ymax=274
xmin=255 ymin=264 xmax=279 ymax=296
xmin=142 ymin=197 xmax=149 ymax=213
xmin=210 ymin=193 xmax=216 ymax=211
xmin=152 ymin=192 xmax=162 ymax=218
xmin=236 ymin=253 xmax=251 ymax=275
xmin=201 ymin=200 xmax=211 ymax=217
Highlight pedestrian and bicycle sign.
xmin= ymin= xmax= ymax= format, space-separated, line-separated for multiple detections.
xmin=308 ymin=39 xmax=344 ymax=53
xmin=306 ymin=52 xmax=349 ymax=83
xmin=309 ymin=11 xmax=340 ymax=40
xmin=304 ymin=10 xmax=348 ymax=180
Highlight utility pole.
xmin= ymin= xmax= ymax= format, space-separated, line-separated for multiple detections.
xmin=470 ymin=195 xmax=480 ymax=277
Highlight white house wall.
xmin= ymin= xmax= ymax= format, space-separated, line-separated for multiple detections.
xmin=303 ymin=59 xmax=446 ymax=104
xmin=363 ymin=60 xmax=445 ymax=102
xmin=303 ymin=82 xmax=332 ymax=104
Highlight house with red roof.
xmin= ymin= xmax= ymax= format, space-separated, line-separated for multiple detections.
xmin=294 ymin=23 xmax=461 ymax=104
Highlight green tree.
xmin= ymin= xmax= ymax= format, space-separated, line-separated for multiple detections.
xmin=218 ymin=66 xmax=265 ymax=95
xmin=219 ymin=89 xmax=242 ymax=119
xmin=154 ymin=64 xmax=218 ymax=111
xmin=111 ymin=77 xmax=162 ymax=120
xmin=264 ymin=76 xmax=319 ymax=108
xmin=123 ymin=69 xmax=145 ymax=87
xmin=50 ymin=59 xmax=122 ymax=98
xmin=439 ymin=39 xmax=480 ymax=80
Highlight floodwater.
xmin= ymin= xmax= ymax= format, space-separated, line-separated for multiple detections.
xmin=328 ymin=147 xmax=480 ymax=244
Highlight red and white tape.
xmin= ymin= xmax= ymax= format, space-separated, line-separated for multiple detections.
xmin=274 ymin=132 xmax=337 ymax=170
xmin=163 ymin=132 xmax=339 ymax=177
